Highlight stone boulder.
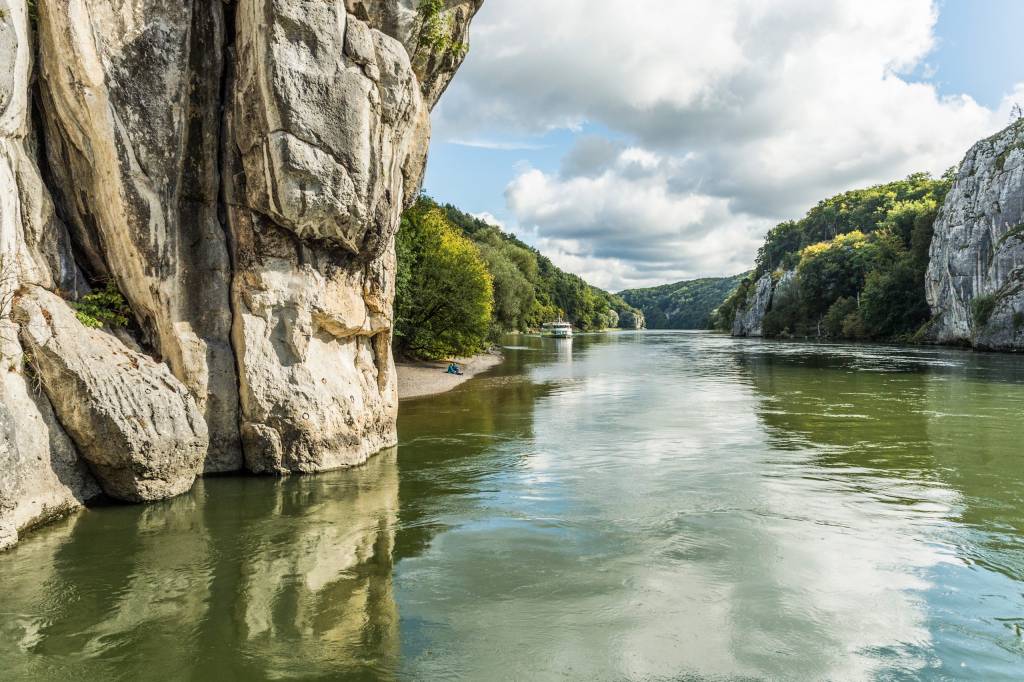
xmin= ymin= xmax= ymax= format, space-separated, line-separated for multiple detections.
xmin=15 ymin=287 xmax=207 ymax=502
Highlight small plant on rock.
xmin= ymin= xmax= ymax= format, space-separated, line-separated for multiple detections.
xmin=72 ymin=281 xmax=131 ymax=329
xmin=417 ymin=0 xmax=468 ymax=57
xmin=971 ymin=293 xmax=998 ymax=329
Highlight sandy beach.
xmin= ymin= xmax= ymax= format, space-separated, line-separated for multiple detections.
xmin=397 ymin=351 xmax=503 ymax=400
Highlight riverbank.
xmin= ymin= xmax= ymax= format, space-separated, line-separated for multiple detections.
xmin=396 ymin=351 xmax=503 ymax=400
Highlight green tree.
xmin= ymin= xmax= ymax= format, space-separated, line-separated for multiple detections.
xmin=395 ymin=206 xmax=493 ymax=359
xmin=797 ymin=231 xmax=879 ymax=319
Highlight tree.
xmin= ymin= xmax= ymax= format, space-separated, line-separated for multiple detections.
xmin=859 ymin=262 xmax=930 ymax=338
xmin=797 ymin=231 xmax=878 ymax=319
xmin=394 ymin=206 xmax=493 ymax=359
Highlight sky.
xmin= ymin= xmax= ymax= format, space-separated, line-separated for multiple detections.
xmin=422 ymin=0 xmax=1024 ymax=292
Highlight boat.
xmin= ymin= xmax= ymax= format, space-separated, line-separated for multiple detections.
xmin=542 ymin=319 xmax=573 ymax=338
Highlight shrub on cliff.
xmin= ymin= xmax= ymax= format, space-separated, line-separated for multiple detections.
xmin=395 ymin=206 xmax=493 ymax=359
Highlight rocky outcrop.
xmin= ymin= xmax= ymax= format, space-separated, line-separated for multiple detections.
xmin=225 ymin=2 xmax=416 ymax=472
xmin=926 ymin=120 xmax=1024 ymax=350
xmin=16 ymin=287 xmax=207 ymax=502
xmin=1 ymin=0 xmax=102 ymax=550
xmin=732 ymin=271 xmax=794 ymax=337
xmin=37 ymin=0 xmax=240 ymax=472
xmin=0 ymin=0 xmax=482 ymax=548
xmin=618 ymin=309 xmax=645 ymax=329
xmin=733 ymin=273 xmax=771 ymax=337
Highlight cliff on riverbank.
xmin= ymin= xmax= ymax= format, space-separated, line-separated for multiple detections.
xmin=0 ymin=0 xmax=482 ymax=550
xmin=722 ymin=119 xmax=1024 ymax=348
xmin=925 ymin=120 xmax=1024 ymax=350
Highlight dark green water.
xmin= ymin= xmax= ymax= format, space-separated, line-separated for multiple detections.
xmin=2 ymin=331 xmax=1024 ymax=680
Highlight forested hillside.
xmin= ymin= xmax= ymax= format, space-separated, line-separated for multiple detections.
xmin=395 ymin=197 xmax=644 ymax=358
xmin=715 ymin=171 xmax=954 ymax=340
xmin=620 ymin=273 xmax=750 ymax=329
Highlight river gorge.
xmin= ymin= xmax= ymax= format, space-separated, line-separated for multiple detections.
xmin=2 ymin=332 xmax=1022 ymax=679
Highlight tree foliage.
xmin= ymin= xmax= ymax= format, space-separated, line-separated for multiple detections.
xmin=734 ymin=172 xmax=952 ymax=341
xmin=394 ymin=205 xmax=493 ymax=359
xmin=434 ymin=197 xmax=641 ymax=332
xmin=394 ymin=197 xmax=643 ymax=359
xmin=621 ymin=273 xmax=750 ymax=329
xmin=754 ymin=172 xmax=951 ymax=277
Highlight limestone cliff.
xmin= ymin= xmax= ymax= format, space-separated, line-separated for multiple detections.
xmin=0 ymin=0 xmax=481 ymax=549
xmin=926 ymin=120 xmax=1024 ymax=350
xmin=732 ymin=271 xmax=794 ymax=338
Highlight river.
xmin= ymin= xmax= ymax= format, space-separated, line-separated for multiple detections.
xmin=1 ymin=331 xmax=1023 ymax=680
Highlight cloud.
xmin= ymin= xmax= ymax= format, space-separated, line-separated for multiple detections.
xmin=447 ymin=138 xmax=549 ymax=151
xmin=471 ymin=211 xmax=506 ymax=229
xmin=435 ymin=0 xmax=1021 ymax=290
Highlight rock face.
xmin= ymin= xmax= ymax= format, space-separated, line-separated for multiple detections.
xmin=0 ymin=0 xmax=482 ymax=548
xmin=37 ymin=0 xmax=240 ymax=471
xmin=732 ymin=271 xmax=794 ymax=337
xmin=733 ymin=273 xmax=772 ymax=337
xmin=226 ymin=2 xmax=418 ymax=473
xmin=618 ymin=309 xmax=645 ymax=329
xmin=926 ymin=120 xmax=1024 ymax=350
xmin=16 ymin=287 xmax=207 ymax=502
xmin=1 ymin=0 xmax=102 ymax=550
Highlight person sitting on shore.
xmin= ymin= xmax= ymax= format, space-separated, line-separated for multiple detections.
xmin=446 ymin=362 xmax=463 ymax=376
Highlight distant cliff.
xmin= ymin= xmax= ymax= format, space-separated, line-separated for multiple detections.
xmin=619 ymin=274 xmax=748 ymax=329
xmin=728 ymin=120 xmax=1024 ymax=349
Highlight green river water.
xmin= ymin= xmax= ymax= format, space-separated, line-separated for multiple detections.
xmin=1 ymin=331 xmax=1023 ymax=680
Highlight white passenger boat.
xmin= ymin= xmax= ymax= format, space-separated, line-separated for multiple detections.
xmin=543 ymin=320 xmax=573 ymax=338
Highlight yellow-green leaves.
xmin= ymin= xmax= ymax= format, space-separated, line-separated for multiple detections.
xmin=395 ymin=205 xmax=493 ymax=359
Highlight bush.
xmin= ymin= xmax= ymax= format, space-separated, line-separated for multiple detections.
xmin=417 ymin=0 xmax=467 ymax=57
xmin=971 ymin=294 xmax=998 ymax=329
xmin=822 ymin=297 xmax=857 ymax=338
xmin=841 ymin=309 xmax=868 ymax=339
xmin=72 ymin=281 xmax=131 ymax=329
xmin=859 ymin=262 xmax=930 ymax=338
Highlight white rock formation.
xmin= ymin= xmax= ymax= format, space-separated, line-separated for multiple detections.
xmin=1 ymin=0 xmax=102 ymax=550
xmin=36 ymin=0 xmax=241 ymax=471
xmin=926 ymin=120 xmax=1024 ymax=350
xmin=0 ymin=0 xmax=481 ymax=548
xmin=16 ymin=286 xmax=208 ymax=502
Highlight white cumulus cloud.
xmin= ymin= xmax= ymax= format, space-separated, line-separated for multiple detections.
xmin=435 ymin=0 xmax=1022 ymax=290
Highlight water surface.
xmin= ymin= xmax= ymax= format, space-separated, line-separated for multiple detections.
xmin=2 ymin=332 xmax=1024 ymax=680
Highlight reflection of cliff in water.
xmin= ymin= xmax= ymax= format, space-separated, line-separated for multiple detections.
xmin=0 ymin=452 xmax=401 ymax=680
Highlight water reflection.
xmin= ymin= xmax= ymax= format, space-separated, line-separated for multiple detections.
xmin=737 ymin=341 xmax=1024 ymax=678
xmin=1 ymin=332 xmax=1023 ymax=680
xmin=0 ymin=451 xmax=400 ymax=680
